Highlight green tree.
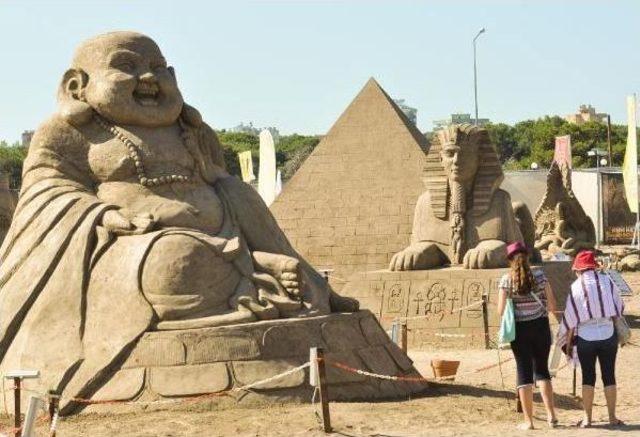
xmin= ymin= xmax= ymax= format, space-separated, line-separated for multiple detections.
xmin=215 ymin=130 xmax=319 ymax=178
xmin=0 ymin=141 xmax=27 ymax=188
xmin=277 ymin=134 xmax=319 ymax=176
xmin=486 ymin=117 xmax=630 ymax=170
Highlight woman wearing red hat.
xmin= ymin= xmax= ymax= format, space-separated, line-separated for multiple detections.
xmin=498 ymin=241 xmax=558 ymax=430
xmin=558 ymin=250 xmax=625 ymax=428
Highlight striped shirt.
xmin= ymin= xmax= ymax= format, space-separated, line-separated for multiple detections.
xmin=499 ymin=269 xmax=548 ymax=322
xmin=561 ymin=270 xmax=624 ymax=333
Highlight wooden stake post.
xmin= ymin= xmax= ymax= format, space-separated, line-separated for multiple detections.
xmin=481 ymin=295 xmax=490 ymax=349
xmin=48 ymin=391 xmax=60 ymax=437
xmin=13 ymin=377 xmax=21 ymax=437
xmin=401 ymin=322 xmax=408 ymax=353
xmin=4 ymin=370 xmax=40 ymax=437
xmin=310 ymin=347 xmax=332 ymax=433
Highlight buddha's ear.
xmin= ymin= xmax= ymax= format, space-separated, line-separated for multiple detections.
xmin=57 ymin=68 xmax=93 ymax=126
xmin=59 ymin=68 xmax=89 ymax=101
xmin=168 ymin=66 xmax=176 ymax=79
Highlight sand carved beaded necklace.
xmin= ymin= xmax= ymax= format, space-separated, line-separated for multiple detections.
xmin=94 ymin=114 xmax=193 ymax=187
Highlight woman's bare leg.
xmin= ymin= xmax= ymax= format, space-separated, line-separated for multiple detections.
xmin=538 ymin=379 xmax=557 ymax=424
xmin=518 ymin=385 xmax=535 ymax=430
xmin=582 ymin=385 xmax=595 ymax=425
xmin=604 ymin=385 xmax=618 ymax=425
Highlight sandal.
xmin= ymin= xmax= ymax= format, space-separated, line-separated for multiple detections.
xmin=576 ymin=418 xmax=591 ymax=428
xmin=609 ymin=419 xmax=625 ymax=428
xmin=548 ymin=419 xmax=558 ymax=429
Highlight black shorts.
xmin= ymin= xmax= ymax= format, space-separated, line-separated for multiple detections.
xmin=510 ymin=316 xmax=552 ymax=388
xmin=576 ymin=332 xmax=618 ymax=387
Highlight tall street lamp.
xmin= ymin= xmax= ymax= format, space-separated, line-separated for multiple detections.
xmin=473 ymin=28 xmax=486 ymax=126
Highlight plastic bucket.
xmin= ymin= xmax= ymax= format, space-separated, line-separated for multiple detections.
xmin=431 ymin=359 xmax=460 ymax=381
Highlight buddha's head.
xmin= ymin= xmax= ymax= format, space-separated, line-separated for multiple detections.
xmin=59 ymin=31 xmax=184 ymax=127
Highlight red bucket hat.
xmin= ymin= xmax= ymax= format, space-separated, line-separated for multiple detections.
xmin=506 ymin=241 xmax=527 ymax=259
xmin=572 ymin=250 xmax=598 ymax=271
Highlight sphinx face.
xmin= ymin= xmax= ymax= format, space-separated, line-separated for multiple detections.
xmin=440 ymin=142 xmax=479 ymax=186
xmin=81 ymin=34 xmax=183 ymax=127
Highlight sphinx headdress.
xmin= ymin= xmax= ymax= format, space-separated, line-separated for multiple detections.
xmin=424 ymin=123 xmax=503 ymax=219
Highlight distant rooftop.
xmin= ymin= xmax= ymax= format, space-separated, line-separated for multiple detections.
xmin=564 ymin=104 xmax=608 ymax=125
xmin=433 ymin=113 xmax=490 ymax=129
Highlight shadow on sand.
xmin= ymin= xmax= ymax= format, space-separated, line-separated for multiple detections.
xmin=423 ymin=382 xmax=582 ymax=410
xmin=624 ymin=313 xmax=640 ymax=329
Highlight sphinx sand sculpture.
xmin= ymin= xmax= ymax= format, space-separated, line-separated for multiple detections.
xmin=534 ymin=161 xmax=595 ymax=259
xmin=0 ymin=32 xmax=430 ymax=414
xmin=390 ymin=124 xmax=532 ymax=270
xmin=340 ymin=124 xmax=571 ymax=349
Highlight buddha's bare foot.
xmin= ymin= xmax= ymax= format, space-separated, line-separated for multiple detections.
xmin=252 ymin=251 xmax=301 ymax=297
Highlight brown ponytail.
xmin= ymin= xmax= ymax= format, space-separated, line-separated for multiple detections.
xmin=509 ymin=252 xmax=536 ymax=295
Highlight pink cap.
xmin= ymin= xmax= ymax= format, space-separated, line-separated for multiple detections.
xmin=506 ymin=241 xmax=527 ymax=259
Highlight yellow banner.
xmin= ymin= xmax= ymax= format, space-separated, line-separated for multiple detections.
xmin=238 ymin=150 xmax=255 ymax=183
xmin=623 ymin=95 xmax=638 ymax=213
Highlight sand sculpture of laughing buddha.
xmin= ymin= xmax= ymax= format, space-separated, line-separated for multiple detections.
xmin=0 ymin=31 xmax=358 ymax=409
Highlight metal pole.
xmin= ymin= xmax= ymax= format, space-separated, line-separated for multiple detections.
xmin=473 ymin=28 xmax=485 ymax=126
xmin=473 ymin=40 xmax=478 ymax=125
xmin=596 ymin=156 xmax=601 ymax=247
xmin=607 ymin=114 xmax=612 ymax=167
xmin=635 ymin=95 xmax=640 ymax=249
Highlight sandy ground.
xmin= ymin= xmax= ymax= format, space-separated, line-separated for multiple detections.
xmin=2 ymin=274 xmax=640 ymax=437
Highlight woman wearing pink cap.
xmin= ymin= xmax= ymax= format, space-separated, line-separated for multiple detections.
xmin=498 ymin=241 xmax=558 ymax=430
xmin=559 ymin=250 xmax=625 ymax=428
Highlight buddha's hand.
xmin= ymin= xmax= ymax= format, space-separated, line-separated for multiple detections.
xmin=463 ymin=240 xmax=508 ymax=269
xmin=102 ymin=210 xmax=155 ymax=235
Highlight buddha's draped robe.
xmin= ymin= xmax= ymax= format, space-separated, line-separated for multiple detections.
xmin=0 ymin=115 xmax=331 ymax=413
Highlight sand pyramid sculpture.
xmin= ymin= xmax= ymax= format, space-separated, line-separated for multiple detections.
xmin=271 ymin=78 xmax=429 ymax=284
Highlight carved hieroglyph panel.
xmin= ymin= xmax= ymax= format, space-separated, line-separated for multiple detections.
xmin=382 ymin=280 xmax=410 ymax=319
xmin=460 ymin=279 xmax=490 ymax=328
xmin=406 ymin=280 xmax=463 ymax=329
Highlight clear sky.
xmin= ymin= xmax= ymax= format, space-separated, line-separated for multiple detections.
xmin=0 ymin=0 xmax=638 ymax=142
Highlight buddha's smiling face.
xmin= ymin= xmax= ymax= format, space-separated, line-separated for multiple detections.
xmin=74 ymin=32 xmax=183 ymax=126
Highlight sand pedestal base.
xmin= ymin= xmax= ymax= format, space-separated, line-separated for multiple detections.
xmin=340 ymin=262 xmax=574 ymax=349
xmin=79 ymin=310 xmax=425 ymax=413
